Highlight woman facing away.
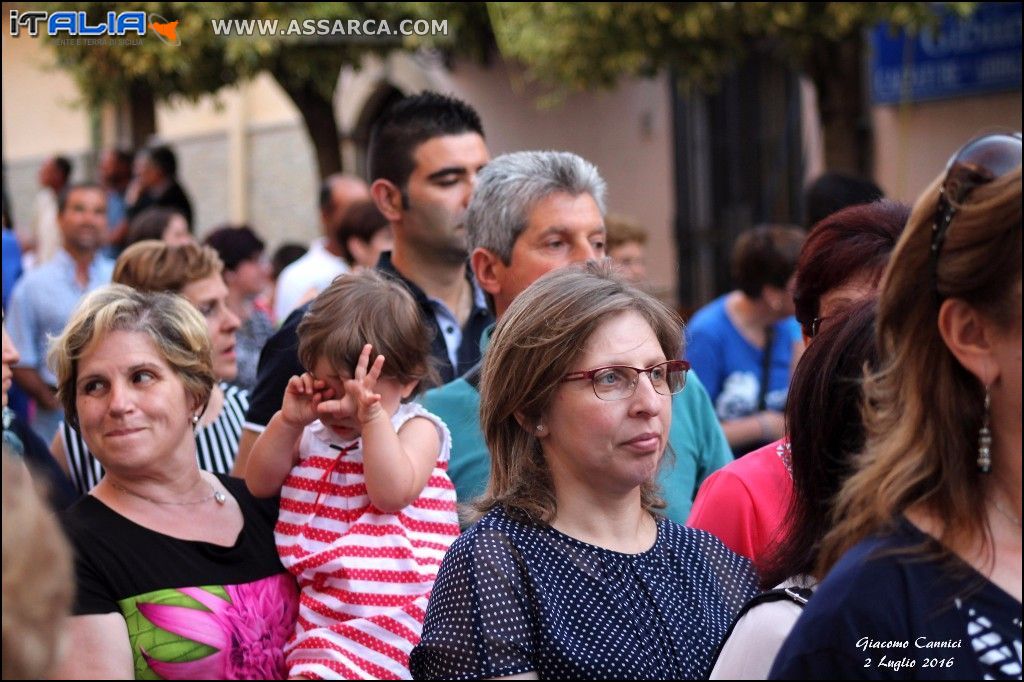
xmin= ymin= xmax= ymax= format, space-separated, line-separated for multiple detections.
xmin=50 ymin=285 xmax=297 ymax=679
xmin=709 ymin=298 xmax=879 ymax=679
xmin=411 ymin=261 xmax=758 ymax=680
xmin=771 ymin=132 xmax=1022 ymax=679
xmin=53 ymin=241 xmax=247 ymax=494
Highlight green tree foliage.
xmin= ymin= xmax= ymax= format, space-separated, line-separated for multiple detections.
xmin=488 ymin=2 xmax=974 ymax=95
xmin=40 ymin=2 xmax=492 ymax=176
xmin=488 ymin=2 xmax=976 ymax=172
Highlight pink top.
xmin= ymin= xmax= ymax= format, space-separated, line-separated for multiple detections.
xmin=686 ymin=438 xmax=793 ymax=566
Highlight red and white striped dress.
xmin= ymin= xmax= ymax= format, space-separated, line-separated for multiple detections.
xmin=276 ymin=403 xmax=459 ymax=679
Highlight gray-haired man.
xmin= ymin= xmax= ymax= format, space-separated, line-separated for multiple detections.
xmin=421 ymin=150 xmax=731 ymax=523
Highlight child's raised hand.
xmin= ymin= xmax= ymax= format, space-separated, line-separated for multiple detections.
xmin=280 ymin=372 xmax=333 ymax=428
xmin=343 ymin=343 xmax=387 ymax=424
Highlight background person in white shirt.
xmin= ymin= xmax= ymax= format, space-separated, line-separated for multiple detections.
xmin=273 ymin=174 xmax=369 ymax=321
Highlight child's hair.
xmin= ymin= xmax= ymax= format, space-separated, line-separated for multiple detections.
xmin=297 ymin=270 xmax=437 ymax=393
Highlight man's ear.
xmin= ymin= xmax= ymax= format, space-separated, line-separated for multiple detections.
xmin=471 ymin=247 xmax=504 ymax=297
xmin=938 ymin=298 xmax=998 ymax=386
xmin=370 ymin=179 xmax=403 ymax=223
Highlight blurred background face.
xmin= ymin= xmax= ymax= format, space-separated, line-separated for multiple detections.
xmin=161 ymin=214 xmax=194 ymax=246
xmin=133 ymin=154 xmax=162 ymax=190
xmin=229 ymin=253 xmax=270 ymax=299
xmin=59 ymin=187 xmax=107 ymax=252
xmin=349 ymin=227 xmax=394 ymax=270
xmin=608 ymin=240 xmax=647 ymax=285
xmin=180 ymin=274 xmax=240 ymax=381
xmin=37 ymin=159 xmax=59 ymax=188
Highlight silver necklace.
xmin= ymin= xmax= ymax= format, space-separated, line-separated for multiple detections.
xmin=110 ymin=479 xmax=227 ymax=506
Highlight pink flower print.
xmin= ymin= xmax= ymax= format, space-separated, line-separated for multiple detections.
xmin=137 ymin=574 xmax=299 ymax=679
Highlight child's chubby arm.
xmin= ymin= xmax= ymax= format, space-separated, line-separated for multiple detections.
xmin=246 ymin=373 xmax=333 ymax=498
xmin=326 ymin=344 xmax=440 ymax=513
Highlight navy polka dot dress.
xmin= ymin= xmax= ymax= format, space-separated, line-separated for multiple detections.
xmin=410 ymin=505 xmax=759 ymax=680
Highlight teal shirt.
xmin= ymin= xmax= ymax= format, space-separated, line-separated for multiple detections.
xmin=421 ymin=335 xmax=732 ymax=524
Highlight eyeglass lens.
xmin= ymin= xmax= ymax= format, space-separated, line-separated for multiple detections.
xmin=592 ymin=362 xmax=687 ymax=400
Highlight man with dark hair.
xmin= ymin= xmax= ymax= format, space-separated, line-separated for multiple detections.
xmin=232 ymin=92 xmax=492 ymax=476
xmin=336 ymin=200 xmax=393 ymax=270
xmin=804 ymin=171 xmax=883 ymax=229
xmin=97 ymin=148 xmax=134 ymax=253
xmin=7 ymin=184 xmax=113 ymax=443
xmin=367 ymin=92 xmax=492 ymax=383
xmin=19 ymin=155 xmax=73 ymax=265
xmin=274 ymin=174 xmax=369 ymax=320
xmin=126 ymin=144 xmax=194 ymax=228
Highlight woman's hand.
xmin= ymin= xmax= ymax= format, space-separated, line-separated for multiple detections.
xmin=280 ymin=373 xmax=333 ymax=428
xmin=343 ymin=344 xmax=387 ymax=425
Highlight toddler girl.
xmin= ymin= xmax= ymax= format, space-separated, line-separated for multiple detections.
xmin=246 ymin=270 xmax=458 ymax=679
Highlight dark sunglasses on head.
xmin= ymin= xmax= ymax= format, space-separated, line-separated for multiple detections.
xmin=931 ymin=132 xmax=1022 ymax=288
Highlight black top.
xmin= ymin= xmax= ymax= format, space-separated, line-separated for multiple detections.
xmin=3 ymin=408 xmax=77 ymax=509
xmin=243 ymin=253 xmax=493 ymax=429
xmin=60 ymin=474 xmax=298 ymax=679
xmin=127 ymin=180 xmax=194 ymax=228
xmin=411 ymin=506 xmax=759 ymax=680
xmin=769 ymin=517 xmax=1023 ymax=680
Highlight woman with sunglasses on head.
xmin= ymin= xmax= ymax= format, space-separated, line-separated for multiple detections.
xmin=411 ymin=262 xmax=758 ymax=680
xmin=771 ymin=132 xmax=1022 ymax=679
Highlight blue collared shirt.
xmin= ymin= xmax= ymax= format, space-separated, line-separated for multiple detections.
xmin=428 ymin=282 xmax=489 ymax=373
xmin=7 ymin=249 xmax=114 ymax=386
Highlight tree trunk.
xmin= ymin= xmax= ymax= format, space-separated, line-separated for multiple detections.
xmin=806 ymin=35 xmax=873 ymax=177
xmin=127 ymin=81 xmax=157 ymax=149
xmin=270 ymin=72 xmax=343 ymax=179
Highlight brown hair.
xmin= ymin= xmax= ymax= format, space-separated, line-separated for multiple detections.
xmin=297 ymin=270 xmax=435 ymax=391
xmin=819 ymin=167 xmax=1021 ymax=574
xmin=731 ymin=224 xmax=806 ymax=299
xmin=605 ymin=214 xmax=648 ymax=250
xmin=476 ymin=260 xmax=682 ymax=524
xmin=113 ymin=241 xmax=223 ymax=293
xmin=2 ymin=451 xmax=74 ymax=679
xmin=336 ymin=200 xmax=389 ymax=265
xmin=49 ymin=284 xmax=215 ymax=430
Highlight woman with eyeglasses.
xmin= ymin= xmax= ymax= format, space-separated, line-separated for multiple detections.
xmin=771 ymin=132 xmax=1022 ymax=679
xmin=410 ymin=261 xmax=758 ymax=680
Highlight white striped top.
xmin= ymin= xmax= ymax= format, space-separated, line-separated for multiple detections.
xmin=60 ymin=383 xmax=248 ymax=495
xmin=277 ymin=401 xmax=459 ymax=680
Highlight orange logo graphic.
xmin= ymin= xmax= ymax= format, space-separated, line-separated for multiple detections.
xmin=149 ymin=14 xmax=180 ymax=45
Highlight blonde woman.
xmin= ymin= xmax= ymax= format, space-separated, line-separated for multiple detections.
xmin=411 ymin=262 xmax=757 ymax=680
xmin=49 ymin=285 xmax=296 ymax=679
xmin=52 ymin=242 xmax=247 ymax=494
xmin=771 ymin=133 xmax=1021 ymax=678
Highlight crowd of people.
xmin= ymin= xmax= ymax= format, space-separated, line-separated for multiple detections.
xmin=1 ymin=90 xmax=1020 ymax=681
